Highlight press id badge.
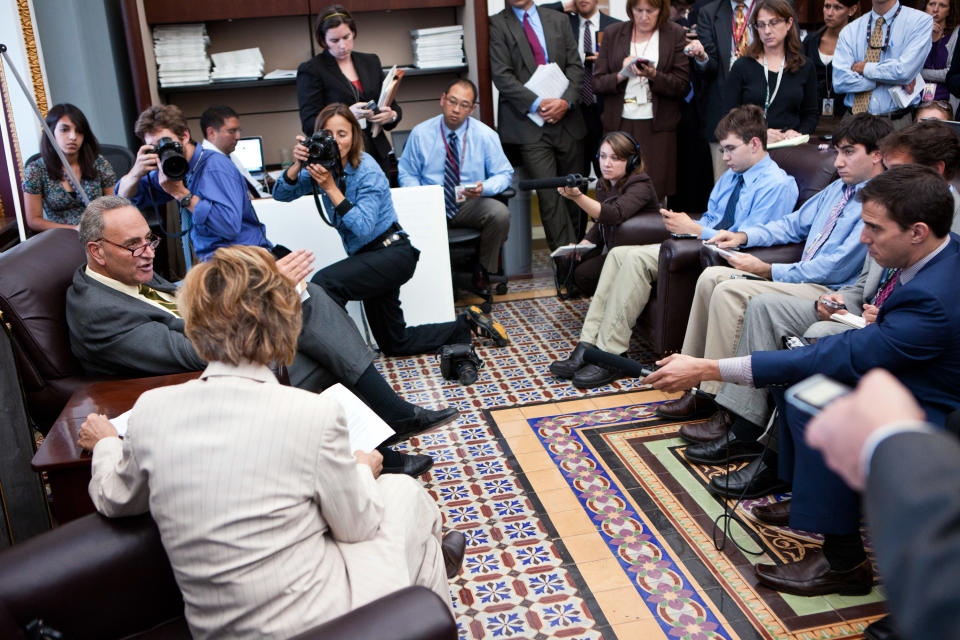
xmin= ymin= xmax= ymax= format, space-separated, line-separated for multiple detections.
xmin=821 ymin=98 xmax=834 ymax=117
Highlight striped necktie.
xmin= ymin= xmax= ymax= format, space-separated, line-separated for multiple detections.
xmin=581 ymin=22 xmax=595 ymax=104
xmin=852 ymin=17 xmax=885 ymax=114
xmin=802 ymin=184 xmax=855 ymax=262
xmin=139 ymin=284 xmax=180 ymax=317
xmin=443 ymin=131 xmax=460 ymax=220
xmin=872 ymin=267 xmax=900 ymax=307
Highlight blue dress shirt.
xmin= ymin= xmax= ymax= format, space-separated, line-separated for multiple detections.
xmin=398 ymin=115 xmax=514 ymax=196
xmin=511 ymin=5 xmax=550 ymax=113
xmin=699 ymin=153 xmax=799 ymax=240
xmin=272 ymin=152 xmax=398 ymax=256
xmin=121 ymin=144 xmax=271 ymax=261
xmin=739 ymin=177 xmax=869 ymax=288
xmin=833 ymin=3 xmax=933 ymax=113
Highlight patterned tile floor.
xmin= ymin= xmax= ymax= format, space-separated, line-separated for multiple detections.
xmin=373 ymin=263 xmax=674 ymax=639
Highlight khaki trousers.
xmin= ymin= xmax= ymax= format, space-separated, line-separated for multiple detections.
xmin=580 ymin=244 xmax=660 ymax=354
xmin=682 ymin=266 xmax=831 ymax=393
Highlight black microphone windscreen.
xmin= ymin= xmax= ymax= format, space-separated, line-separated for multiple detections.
xmin=583 ymin=347 xmax=651 ymax=378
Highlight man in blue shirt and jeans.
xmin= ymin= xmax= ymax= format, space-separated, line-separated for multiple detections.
xmin=399 ymin=79 xmax=514 ymax=293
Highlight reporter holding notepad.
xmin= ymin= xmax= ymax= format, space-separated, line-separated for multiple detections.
xmin=555 ymin=131 xmax=660 ymax=295
xmin=592 ymin=0 xmax=689 ymax=201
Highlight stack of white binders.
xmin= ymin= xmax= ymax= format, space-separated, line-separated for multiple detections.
xmin=210 ymin=48 xmax=264 ymax=83
xmin=410 ymin=25 xmax=465 ymax=69
xmin=153 ymin=24 xmax=211 ymax=87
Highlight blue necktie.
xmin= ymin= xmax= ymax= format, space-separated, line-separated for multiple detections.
xmin=716 ymin=174 xmax=744 ymax=231
xmin=443 ymin=131 xmax=460 ymax=220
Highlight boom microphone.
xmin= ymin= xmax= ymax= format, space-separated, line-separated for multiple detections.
xmin=583 ymin=346 xmax=654 ymax=378
xmin=518 ymin=174 xmax=594 ymax=191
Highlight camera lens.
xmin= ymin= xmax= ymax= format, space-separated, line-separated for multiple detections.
xmin=457 ymin=361 xmax=478 ymax=386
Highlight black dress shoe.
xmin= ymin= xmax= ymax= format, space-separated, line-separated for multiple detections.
xmin=384 ymin=406 xmax=460 ymax=446
xmin=708 ymin=456 xmax=789 ymax=499
xmin=549 ymin=341 xmax=593 ymax=379
xmin=679 ymin=408 xmax=733 ymax=444
xmin=755 ymin=550 xmax=873 ymax=596
xmin=683 ymin=429 xmax=764 ymax=465
xmin=864 ymin=615 xmax=901 ymax=640
xmin=752 ymin=499 xmax=791 ymax=527
xmin=442 ymin=531 xmax=466 ymax=579
xmin=572 ymin=363 xmax=621 ymax=389
xmin=381 ymin=453 xmax=434 ymax=478
xmin=656 ymin=390 xmax=718 ymax=419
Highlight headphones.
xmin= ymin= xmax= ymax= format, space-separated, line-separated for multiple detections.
xmin=596 ymin=131 xmax=643 ymax=174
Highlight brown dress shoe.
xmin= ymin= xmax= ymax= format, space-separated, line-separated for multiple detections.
xmin=755 ymin=550 xmax=873 ymax=596
xmin=442 ymin=531 xmax=466 ymax=579
xmin=678 ymin=409 xmax=732 ymax=444
xmin=656 ymin=390 xmax=718 ymax=420
xmin=752 ymin=499 xmax=791 ymax=527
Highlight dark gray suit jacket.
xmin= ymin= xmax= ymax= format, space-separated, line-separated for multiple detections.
xmin=696 ymin=0 xmax=736 ymax=139
xmin=489 ymin=5 xmax=586 ymax=145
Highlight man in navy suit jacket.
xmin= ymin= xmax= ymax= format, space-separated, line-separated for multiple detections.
xmin=645 ymin=164 xmax=960 ymax=597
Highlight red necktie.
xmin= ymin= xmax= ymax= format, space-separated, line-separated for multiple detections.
xmin=523 ymin=12 xmax=547 ymax=66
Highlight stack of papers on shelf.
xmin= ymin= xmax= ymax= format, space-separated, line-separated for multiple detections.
xmin=263 ymin=69 xmax=297 ymax=80
xmin=211 ymin=47 xmax=264 ymax=82
xmin=153 ymin=23 xmax=211 ymax=87
xmin=411 ymin=25 xmax=465 ymax=69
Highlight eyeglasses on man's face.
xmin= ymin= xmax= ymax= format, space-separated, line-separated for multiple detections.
xmin=444 ymin=95 xmax=475 ymax=110
xmin=98 ymin=233 xmax=161 ymax=257
xmin=718 ymin=142 xmax=747 ymax=156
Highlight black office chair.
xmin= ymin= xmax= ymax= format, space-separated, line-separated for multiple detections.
xmin=24 ymin=144 xmax=134 ymax=179
xmin=448 ymin=188 xmax=514 ymax=310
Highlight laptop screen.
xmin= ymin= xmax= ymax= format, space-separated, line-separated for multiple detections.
xmin=234 ymin=136 xmax=265 ymax=173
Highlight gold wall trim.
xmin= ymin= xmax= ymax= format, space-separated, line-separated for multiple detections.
xmin=16 ymin=0 xmax=48 ymax=117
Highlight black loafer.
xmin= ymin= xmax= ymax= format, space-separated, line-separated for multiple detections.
xmin=549 ymin=341 xmax=593 ymax=379
xmin=683 ymin=430 xmax=764 ymax=465
xmin=382 ymin=453 xmax=434 ymax=478
xmin=708 ymin=456 xmax=789 ymax=499
xmin=442 ymin=531 xmax=467 ymax=579
xmin=864 ymin=615 xmax=901 ymax=640
xmin=384 ymin=406 xmax=460 ymax=446
xmin=572 ymin=363 xmax=621 ymax=389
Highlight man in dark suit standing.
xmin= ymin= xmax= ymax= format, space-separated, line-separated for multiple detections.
xmin=541 ymin=0 xmax=621 ymax=180
xmin=645 ymin=165 xmax=960 ymax=598
xmin=489 ymin=0 xmax=587 ymax=250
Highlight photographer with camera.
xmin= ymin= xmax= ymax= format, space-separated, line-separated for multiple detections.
xmin=116 ymin=104 xmax=270 ymax=262
xmin=274 ymin=103 xmax=510 ymax=357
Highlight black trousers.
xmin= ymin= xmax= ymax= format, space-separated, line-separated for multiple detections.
xmin=311 ymin=237 xmax=471 ymax=356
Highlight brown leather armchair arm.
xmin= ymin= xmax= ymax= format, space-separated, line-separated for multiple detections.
xmin=610 ymin=212 xmax=672 ymax=248
xmin=638 ymin=238 xmax=704 ymax=355
xmin=0 ymin=513 xmax=456 ymax=640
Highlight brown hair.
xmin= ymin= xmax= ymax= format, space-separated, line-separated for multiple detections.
xmin=314 ymin=103 xmax=364 ymax=169
xmin=746 ymin=0 xmax=806 ymax=73
xmin=597 ymin=131 xmax=645 ymax=192
xmin=134 ymin=104 xmax=190 ymax=140
xmin=627 ymin=0 xmax=671 ymax=31
xmin=879 ymin=120 xmax=960 ymax=181
xmin=857 ymin=164 xmax=954 ymax=238
xmin=315 ymin=4 xmax=357 ymax=49
xmin=916 ymin=99 xmax=954 ymax=121
xmin=715 ymin=104 xmax=768 ymax=149
xmin=180 ymin=245 xmax=302 ymax=367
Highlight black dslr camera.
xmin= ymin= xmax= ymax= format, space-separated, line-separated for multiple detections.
xmin=154 ymin=136 xmax=188 ymax=180
xmin=437 ymin=344 xmax=483 ymax=385
xmin=303 ymin=130 xmax=341 ymax=174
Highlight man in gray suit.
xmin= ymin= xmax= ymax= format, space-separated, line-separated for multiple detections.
xmin=65 ymin=196 xmax=456 ymax=476
xmin=489 ymin=0 xmax=587 ymax=250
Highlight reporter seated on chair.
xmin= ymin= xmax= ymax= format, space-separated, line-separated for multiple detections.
xmin=555 ymin=131 xmax=660 ymax=296
xmin=75 ymin=244 xmax=466 ymax=640
xmin=398 ymin=78 xmax=513 ymax=295
xmin=273 ymin=102 xmax=510 ymax=356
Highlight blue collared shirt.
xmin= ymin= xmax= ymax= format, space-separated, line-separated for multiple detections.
xmin=272 ymin=152 xmax=398 ymax=255
xmin=740 ymin=177 xmax=869 ymax=288
xmin=398 ymin=115 xmax=514 ymax=195
xmin=120 ymin=144 xmax=271 ymax=261
xmin=833 ymin=3 xmax=933 ymax=113
xmin=699 ymin=153 xmax=799 ymax=240
xmin=511 ymin=5 xmax=550 ymax=113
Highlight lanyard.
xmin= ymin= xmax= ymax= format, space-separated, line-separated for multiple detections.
xmin=865 ymin=4 xmax=902 ymax=52
xmin=731 ymin=0 xmax=756 ymax=52
xmin=440 ymin=118 xmax=469 ymax=165
xmin=762 ymin=54 xmax=784 ymax=115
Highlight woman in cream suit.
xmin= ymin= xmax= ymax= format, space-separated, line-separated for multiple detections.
xmin=77 ymin=245 xmax=461 ymax=640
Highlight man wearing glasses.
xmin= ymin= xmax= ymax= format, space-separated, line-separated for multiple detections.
xmin=398 ymin=79 xmax=513 ymax=294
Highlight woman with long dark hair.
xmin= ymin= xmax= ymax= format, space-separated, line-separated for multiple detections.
xmin=274 ymin=103 xmax=509 ymax=357
xmin=922 ymin=0 xmax=960 ymax=105
xmin=802 ymin=0 xmax=859 ymax=125
xmin=22 ymin=103 xmax=116 ymax=231
xmin=296 ymin=5 xmax=403 ymax=183
xmin=722 ymin=0 xmax=818 ymax=143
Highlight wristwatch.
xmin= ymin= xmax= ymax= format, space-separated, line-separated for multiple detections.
xmin=178 ymin=192 xmax=193 ymax=209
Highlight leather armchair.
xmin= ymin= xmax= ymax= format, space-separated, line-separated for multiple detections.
xmin=0 ymin=512 xmax=457 ymax=640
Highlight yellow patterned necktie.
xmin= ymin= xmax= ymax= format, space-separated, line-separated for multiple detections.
xmin=852 ymin=17 xmax=885 ymax=114
xmin=734 ymin=1 xmax=748 ymax=58
xmin=138 ymin=284 xmax=180 ymax=317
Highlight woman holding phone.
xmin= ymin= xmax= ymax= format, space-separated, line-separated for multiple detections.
xmin=593 ymin=0 xmax=690 ymax=201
